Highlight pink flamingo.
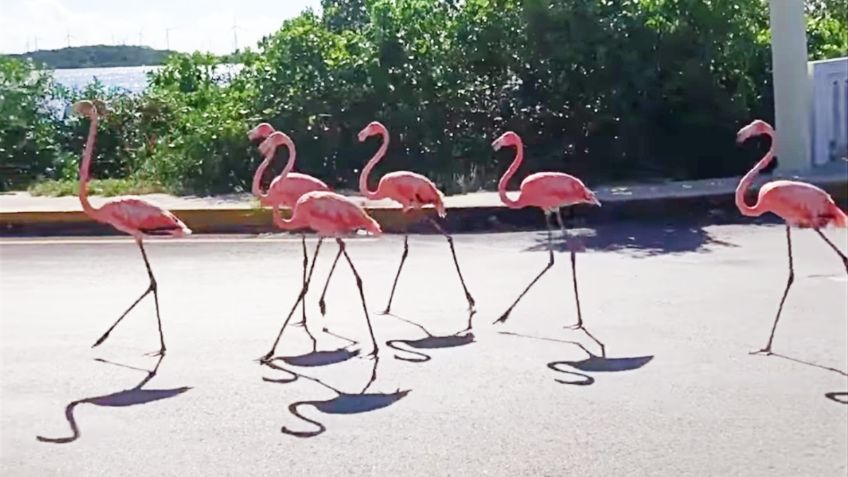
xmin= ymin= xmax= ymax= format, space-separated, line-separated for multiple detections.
xmin=257 ymin=132 xmax=382 ymax=362
xmin=73 ymin=100 xmax=191 ymax=356
xmin=735 ymin=119 xmax=848 ymax=355
xmin=491 ymin=131 xmax=604 ymax=352
xmin=248 ymin=123 xmax=331 ymax=346
xmin=327 ymin=121 xmax=476 ymax=330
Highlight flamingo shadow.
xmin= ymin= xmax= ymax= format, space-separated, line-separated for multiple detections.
xmin=36 ymin=355 xmax=191 ymax=444
xmin=765 ymin=352 xmax=848 ymax=405
xmin=384 ymin=313 xmax=475 ymax=363
xmin=499 ymin=331 xmax=653 ymax=386
xmin=263 ymin=356 xmax=410 ymax=438
xmin=278 ymin=348 xmax=361 ymax=367
xmin=825 ymin=392 xmax=848 ymax=404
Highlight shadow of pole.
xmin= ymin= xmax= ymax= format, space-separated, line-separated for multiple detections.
xmin=36 ymin=355 xmax=191 ymax=444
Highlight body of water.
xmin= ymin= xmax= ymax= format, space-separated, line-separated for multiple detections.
xmin=52 ymin=64 xmax=243 ymax=94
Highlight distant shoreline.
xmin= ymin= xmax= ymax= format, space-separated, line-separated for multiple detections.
xmin=6 ymin=45 xmax=176 ymax=70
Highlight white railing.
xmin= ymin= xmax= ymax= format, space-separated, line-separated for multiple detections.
xmin=809 ymin=57 xmax=848 ymax=166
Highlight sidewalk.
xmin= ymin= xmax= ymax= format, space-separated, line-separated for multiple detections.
xmin=2 ymin=162 xmax=846 ymax=235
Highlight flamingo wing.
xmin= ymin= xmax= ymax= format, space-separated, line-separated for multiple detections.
xmin=100 ymin=199 xmax=191 ymax=237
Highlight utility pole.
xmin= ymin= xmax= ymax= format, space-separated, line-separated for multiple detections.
xmin=66 ymin=31 xmax=72 ymax=48
xmin=33 ymin=36 xmax=39 ymax=50
xmin=138 ymin=30 xmax=144 ymax=46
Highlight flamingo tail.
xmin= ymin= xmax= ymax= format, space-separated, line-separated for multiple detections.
xmin=829 ymin=203 xmax=848 ymax=228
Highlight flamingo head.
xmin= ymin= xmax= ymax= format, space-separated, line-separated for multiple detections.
xmin=258 ymin=131 xmax=290 ymax=158
xmin=358 ymin=121 xmax=386 ymax=142
xmin=492 ymin=131 xmax=521 ymax=151
xmin=247 ymin=123 xmax=275 ymax=142
xmin=72 ymin=99 xmax=107 ymax=118
xmin=582 ymin=188 xmax=602 ymax=207
xmin=736 ymin=119 xmax=773 ymax=144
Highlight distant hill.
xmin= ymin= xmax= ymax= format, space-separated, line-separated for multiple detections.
xmin=8 ymin=45 xmax=177 ymax=69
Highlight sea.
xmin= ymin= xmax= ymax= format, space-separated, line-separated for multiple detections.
xmin=52 ymin=64 xmax=243 ymax=94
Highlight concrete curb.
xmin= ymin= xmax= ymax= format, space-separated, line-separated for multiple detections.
xmin=2 ymin=181 xmax=846 ymax=236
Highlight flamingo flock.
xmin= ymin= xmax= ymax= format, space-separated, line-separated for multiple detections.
xmin=71 ymin=100 xmax=847 ymax=363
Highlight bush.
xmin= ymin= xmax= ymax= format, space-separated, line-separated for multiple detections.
xmin=2 ymin=0 xmax=846 ymax=195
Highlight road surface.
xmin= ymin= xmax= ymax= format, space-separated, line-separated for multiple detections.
xmin=1 ymin=222 xmax=846 ymax=476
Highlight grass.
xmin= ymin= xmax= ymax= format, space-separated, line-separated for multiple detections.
xmin=28 ymin=178 xmax=167 ymax=197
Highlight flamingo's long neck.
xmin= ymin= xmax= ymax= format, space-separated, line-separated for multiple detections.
xmin=498 ymin=137 xmax=524 ymax=209
xmin=251 ymin=146 xmax=276 ymax=201
xmin=78 ymin=113 xmax=99 ymax=218
xmin=735 ymin=129 xmax=776 ymax=217
xmin=269 ymin=135 xmax=303 ymax=230
xmin=359 ymin=126 xmax=389 ymax=200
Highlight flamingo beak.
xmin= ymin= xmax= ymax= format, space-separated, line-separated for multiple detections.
xmin=247 ymin=127 xmax=261 ymax=141
xmin=357 ymin=127 xmax=370 ymax=142
xmin=258 ymin=137 xmax=273 ymax=157
xmin=491 ymin=138 xmax=503 ymax=151
xmin=736 ymin=123 xmax=759 ymax=144
xmin=588 ymin=193 xmax=602 ymax=207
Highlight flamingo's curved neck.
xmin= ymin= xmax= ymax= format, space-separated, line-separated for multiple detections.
xmin=735 ymin=129 xmax=776 ymax=217
xmin=78 ymin=113 xmax=99 ymax=218
xmin=498 ymin=137 xmax=524 ymax=209
xmin=282 ymin=400 xmax=327 ymax=437
xmin=251 ymin=147 xmax=277 ymax=201
xmin=269 ymin=134 xmax=302 ymax=230
xmin=359 ymin=125 xmax=389 ymax=200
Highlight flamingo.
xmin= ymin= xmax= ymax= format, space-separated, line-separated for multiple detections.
xmin=490 ymin=131 xmax=605 ymax=353
xmin=257 ymin=132 xmax=382 ymax=363
xmin=321 ymin=121 xmax=476 ymax=330
xmin=73 ymin=100 xmax=191 ymax=356
xmin=735 ymin=119 xmax=848 ymax=355
xmin=248 ymin=122 xmax=331 ymax=347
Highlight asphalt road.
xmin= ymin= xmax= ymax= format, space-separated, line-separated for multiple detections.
xmin=1 ymin=222 xmax=847 ymax=476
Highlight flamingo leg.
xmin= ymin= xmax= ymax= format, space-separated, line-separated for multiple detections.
xmin=382 ymin=232 xmax=409 ymax=315
xmin=337 ymin=238 xmax=378 ymax=358
xmin=92 ymin=240 xmax=165 ymax=355
xmin=493 ymin=212 xmax=555 ymax=324
xmin=813 ymin=228 xmax=848 ymax=273
xmin=317 ymin=244 xmax=343 ymax=316
xmin=261 ymin=238 xmax=324 ymax=363
xmin=752 ymin=225 xmax=795 ymax=355
xmin=426 ymin=216 xmax=477 ymax=330
xmin=555 ymin=210 xmax=605 ymax=356
xmin=291 ymin=234 xmax=318 ymax=352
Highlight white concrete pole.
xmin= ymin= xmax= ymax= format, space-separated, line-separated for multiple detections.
xmin=768 ymin=0 xmax=811 ymax=171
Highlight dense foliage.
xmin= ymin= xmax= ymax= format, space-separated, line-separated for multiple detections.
xmin=1 ymin=0 xmax=846 ymax=195
xmin=9 ymin=45 xmax=176 ymax=69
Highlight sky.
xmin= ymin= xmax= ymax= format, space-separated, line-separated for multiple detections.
xmin=0 ymin=0 xmax=322 ymax=54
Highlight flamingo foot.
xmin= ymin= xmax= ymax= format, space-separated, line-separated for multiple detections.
xmin=749 ymin=348 xmax=774 ymax=356
xmin=319 ymin=300 xmax=327 ymax=316
xmin=493 ymin=310 xmax=511 ymax=325
xmin=91 ymin=333 xmax=110 ymax=348
xmin=144 ymin=349 xmax=166 ymax=357
xmin=364 ymin=349 xmax=378 ymax=360
xmin=291 ymin=320 xmax=306 ymax=328
xmin=258 ymin=352 xmax=275 ymax=364
xmin=380 ymin=306 xmax=392 ymax=316
xmin=563 ymin=323 xmax=584 ymax=331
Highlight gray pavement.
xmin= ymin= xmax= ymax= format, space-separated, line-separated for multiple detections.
xmin=1 ymin=223 xmax=847 ymax=476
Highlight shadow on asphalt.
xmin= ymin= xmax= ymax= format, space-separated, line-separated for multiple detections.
xmin=525 ymin=219 xmax=740 ymax=257
xmin=498 ymin=331 xmax=654 ymax=386
xmin=825 ymin=392 xmax=848 ymax=405
xmin=262 ymin=356 xmax=410 ymax=438
xmin=384 ymin=313 xmax=475 ymax=363
xmin=36 ymin=354 xmax=191 ymax=444
xmin=765 ymin=353 xmax=848 ymax=405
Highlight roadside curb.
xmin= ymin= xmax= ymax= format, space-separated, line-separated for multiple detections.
xmin=2 ymin=180 xmax=846 ymax=236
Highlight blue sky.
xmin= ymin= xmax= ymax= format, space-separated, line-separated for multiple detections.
xmin=0 ymin=0 xmax=322 ymax=54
